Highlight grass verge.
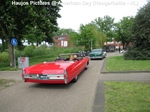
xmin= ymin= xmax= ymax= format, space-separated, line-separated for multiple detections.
xmin=105 ymin=82 xmax=150 ymax=112
xmin=0 ymin=55 xmax=57 ymax=71
xmin=106 ymin=56 xmax=150 ymax=71
xmin=0 ymin=79 xmax=17 ymax=90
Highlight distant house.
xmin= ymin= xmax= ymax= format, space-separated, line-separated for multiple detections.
xmin=103 ymin=38 xmax=123 ymax=52
xmin=53 ymin=35 xmax=70 ymax=48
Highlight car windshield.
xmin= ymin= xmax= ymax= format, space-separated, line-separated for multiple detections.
xmin=92 ymin=49 xmax=102 ymax=52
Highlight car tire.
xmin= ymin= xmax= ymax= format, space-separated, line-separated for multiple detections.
xmin=85 ymin=63 xmax=88 ymax=70
xmin=72 ymin=75 xmax=78 ymax=83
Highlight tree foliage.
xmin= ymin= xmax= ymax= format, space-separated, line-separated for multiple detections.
xmin=68 ymin=31 xmax=79 ymax=47
xmin=115 ymin=16 xmax=134 ymax=49
xmin=92 ymin=15 xmax=115 ymax=41
xmin=124 ymin=2 xmax=150 ymax=60
xmin=0 ymin=0 xmax=62 ymax=66
xmin=78 ymin=23 xmax=106 ymax=50
xmin=53 ymin=28 xmax=75 ymax=36
xmin=78 ymin=24 xmax=95 ymax=50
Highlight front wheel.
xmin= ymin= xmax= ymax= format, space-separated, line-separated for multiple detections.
xmin=85 ymin=63 xmax=89 ymax=70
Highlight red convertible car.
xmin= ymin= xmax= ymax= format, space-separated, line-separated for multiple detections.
xmin=22 ymin=53 xmax=89 ymax=84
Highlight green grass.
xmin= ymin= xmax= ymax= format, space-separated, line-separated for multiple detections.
xmin=105 ymin=82 xmax=150 ymax=112
xmin=0 ymin=62 xmax=17 ymax=71
xmin=0 ymin=55 xmax=57 ymax=71
xmin=106 ymin=56 xmax=150 ymax=71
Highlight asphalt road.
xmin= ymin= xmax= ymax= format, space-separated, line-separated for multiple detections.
xmin=0 ymin=59 xmax=104 ymax=112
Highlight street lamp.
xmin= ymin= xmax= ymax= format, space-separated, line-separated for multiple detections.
xmin=90 ymin=39 xmax=93 ymax=51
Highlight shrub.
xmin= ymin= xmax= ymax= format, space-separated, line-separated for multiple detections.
xmin=0 ymin=52 xmax=9 ymax=62
xmin=63 ymin=47 xmax=82 ymax=53
xmin=125 ymin=3 xmax=150 ymax=60
xmin=15 ymin=49 xmax=23 ymax=57
xmin=33 ymin=46 xmax=48 ymax=56
xmin=22 ymin=46 xmax=35 ymax=57
xmin=124 ymin=47 xmax=150 ymax=60
xmin=16 ymin=46 xmax=82 ymax=59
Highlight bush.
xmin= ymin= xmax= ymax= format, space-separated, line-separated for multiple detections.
xmin=0 ymin=52 xmax=9 ymax=62
xmin=63 ymin=47 xmax=81 ymax=53
xmin=124 ymin=47 xmax=150 ymax=60
xmin=126 ymin=3 xmax=150 ymax=60
xmin=16 ymin=46 xmax=82 ymax=59
xmin=49 ymin=47 xmax=81 ymax=56
xmin=15 ymin=49 xmax=23 ymax=57
xmin=33 ymin=46 xmax=48 ymax=56
xmin=22 ymin=46 xmax=35 ymax=57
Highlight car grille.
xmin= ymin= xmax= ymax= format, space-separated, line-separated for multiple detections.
xmin=90 ymin=54 xmax=101 ymax=57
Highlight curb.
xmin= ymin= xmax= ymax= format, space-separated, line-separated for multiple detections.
xmin=93 ymin=81 xmax=105 ymax=112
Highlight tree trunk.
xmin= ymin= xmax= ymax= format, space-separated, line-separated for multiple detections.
xmin=7 ymin=38 xmax=14 ymax=67
xmin=2 ymin=38 xmax=5 ymax=52
xmin=36 ymin=40 xmax=39 ymax=46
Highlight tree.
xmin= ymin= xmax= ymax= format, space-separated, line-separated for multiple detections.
xmin=94 ymin=31 xmax=107 ymax=48
xmin=0 ymin=0 xmax=62 ymax=66
xmin=68 ymin=31 xmax=78 ymax=46
xmin=115 ymin=16 xmax=134 ymax=49
xmin=22 ymin=25 xmax=45 ymax=46
xmin=124 ymin=2 xmax=150 ymax=60
xmin=78 ymin=23 xmax=106 ymax=50
xmin=53 ymin=28 xmax=75 ymax=36
xmin=78 ymin=24 xmax=95 ymax=50
xmin=93 ymin=15 xmax=115 ymax=41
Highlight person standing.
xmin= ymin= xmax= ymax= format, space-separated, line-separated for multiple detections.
xmin=119 ymin=46 xmax=121 ymax=53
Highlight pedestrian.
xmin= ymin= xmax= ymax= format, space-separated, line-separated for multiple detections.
xmin=119 ymin=46 xmax=121 ymax=53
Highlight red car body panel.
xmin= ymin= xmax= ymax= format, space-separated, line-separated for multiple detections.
xmin=22 ymin=57 xmax=89 ymax=84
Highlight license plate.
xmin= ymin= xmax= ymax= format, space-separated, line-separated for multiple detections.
xmin=40 ymin=75 xmax=48 ymax=80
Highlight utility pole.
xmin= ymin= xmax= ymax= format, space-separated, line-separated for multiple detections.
xmin=90 ymin=40 xmax=93 ymax=51
xmin=11 ymin=38 xmax=18 ymax=68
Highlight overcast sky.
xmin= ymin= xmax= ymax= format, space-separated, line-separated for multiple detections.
xmin=57 ymin=0 xmax=148 ymax=31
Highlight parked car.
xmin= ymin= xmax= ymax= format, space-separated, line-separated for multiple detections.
xmin=120 ymin=49 xmax=127 ymax=53
xmin=22 ymin=53 xmax=89 ymax=84
xmin=89 ymin=49 xmax=106 ymax=60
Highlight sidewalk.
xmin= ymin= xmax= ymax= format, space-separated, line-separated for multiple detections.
xmin=100 ymin=72 xmax=150 ymax=82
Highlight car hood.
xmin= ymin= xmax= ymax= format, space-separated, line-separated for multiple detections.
xmin=24 ymin=61 xmax=73 ymax=74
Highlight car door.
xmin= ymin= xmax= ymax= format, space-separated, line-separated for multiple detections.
xmin=67 ymin=59 xmax=85 ymax=82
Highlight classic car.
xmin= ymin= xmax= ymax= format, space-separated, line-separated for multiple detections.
xmin=89 ymin=48 xmax=106 ymax=60
xmin=22 ymin=53 xmax=89 ymax=84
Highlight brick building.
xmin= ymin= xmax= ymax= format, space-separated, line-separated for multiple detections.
xmin=103 ymin=38 xmax=123 ymax=52
xmin=53 ymin=35 xmax=70 ymax=48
